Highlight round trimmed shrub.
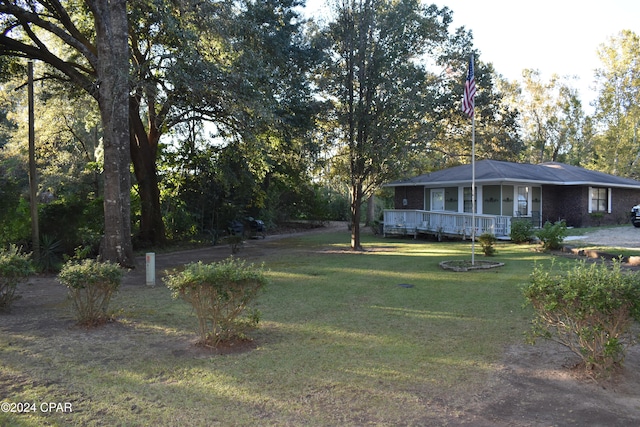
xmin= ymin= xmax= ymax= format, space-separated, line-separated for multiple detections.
xmin=535 ymin=220 xmax=567 ymax=251
xmin=524 ymin=259 xmax=640 ymax=379
xmin=478 ymin=232 xmax=497 ymax=256
xmin=0 ymin=245 xmax=34 ymax=312
xmin=165 ymin=257 xmax=267 ymax=347
xmin=58 ymin=259 xmax=123 ymax=325
xmin=510 ymin=219 xmax=534 ymax=243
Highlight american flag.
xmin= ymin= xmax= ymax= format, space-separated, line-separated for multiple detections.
xmin=462 ymin=54 xmax=476 ymax=117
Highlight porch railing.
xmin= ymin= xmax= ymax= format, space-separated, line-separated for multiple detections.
xmin=383 ymin=209 xmax=512 ymax=238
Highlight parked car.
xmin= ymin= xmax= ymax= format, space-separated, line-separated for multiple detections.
xmin=630 ymin=205 xmax=640 ymax=227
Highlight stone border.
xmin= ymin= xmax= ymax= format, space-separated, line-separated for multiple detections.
xmin=439 ymin=260 xmax=505 ymax=272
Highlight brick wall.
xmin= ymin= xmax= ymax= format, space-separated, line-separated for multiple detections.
xmin=542 ymin=185 xmax=640 ymax=227
xmin=393 ymin=186 xmax=424 ymax=210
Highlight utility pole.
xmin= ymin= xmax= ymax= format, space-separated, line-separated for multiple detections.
xmin=28 ymin=61 xmax=39 ymax=262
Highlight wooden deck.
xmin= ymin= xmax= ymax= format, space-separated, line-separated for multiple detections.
xmin=383 ymin=209 xmax=512 ymax=239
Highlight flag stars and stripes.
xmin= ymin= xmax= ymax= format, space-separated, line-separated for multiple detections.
xmin=462 ymin=54 xmax=476 ymax=117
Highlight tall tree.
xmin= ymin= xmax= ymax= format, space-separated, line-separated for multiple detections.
xmin=516 ymin=69 xmax=586 ymax=164
xmin=123 ymin=0 xmax=318 ymax=245
xmin=425 ymin=43 xmax=522 ymax=169
xmin=0 ymin=0 xmax=133 ymax=265
xmin=318 ymin=0 xmax=451 ymax=250
xmin=592 ymin=30 xmax=640 ymax=177
xmin=1 ymin=0 xmax=316 ymax=250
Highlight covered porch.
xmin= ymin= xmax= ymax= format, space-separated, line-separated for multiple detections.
xmin=383 ymin=209 xmax=513 ymax=239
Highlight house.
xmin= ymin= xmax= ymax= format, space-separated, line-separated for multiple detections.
xmin=383 ymin=160 xmax=640 ymax=239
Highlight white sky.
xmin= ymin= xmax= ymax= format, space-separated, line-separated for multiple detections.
xmin=441 ymin=0 xmax=640 ymax=110
xmin=304 ymin=0 xmax=640 ymax=111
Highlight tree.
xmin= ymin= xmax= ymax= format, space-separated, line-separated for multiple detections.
xmin=0 ymin=0 xmax=133 ymax=265
xmin=516 ymin=69 xmax=586 ymax=164
xmin=125 ymin=0 xmax=319 ymax=245
xmin=425 ymin=45 xmax=523 ymax=168
xmin=318 ymin=0 xmax=451 ymax=250
xmin=152 ymin=0 xmax=322 ymax=235
xmin=1 ymin=0 xmax=317 ymax=253
xmin=0 ymin=72 xmax=104 ymax=254
xmin=592 ymin=30 xmax=640 ymax=178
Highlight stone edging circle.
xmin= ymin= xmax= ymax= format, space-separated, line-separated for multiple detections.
xmin=439 ymin=260 xmax=505 ymax=272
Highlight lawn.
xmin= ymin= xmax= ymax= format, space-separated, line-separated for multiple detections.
xmin=0 ymin=232 xmax=554 ymax=426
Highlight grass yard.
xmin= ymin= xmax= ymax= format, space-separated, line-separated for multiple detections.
xmin=0 ymin=232 xmax=555 ymax=426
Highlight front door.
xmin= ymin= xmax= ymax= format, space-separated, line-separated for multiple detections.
xmin=431 ymin=188 xmax=445 ymax=211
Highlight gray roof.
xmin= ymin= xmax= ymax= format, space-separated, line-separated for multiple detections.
xmin=385 ymin=160 xmax=640 ymax=189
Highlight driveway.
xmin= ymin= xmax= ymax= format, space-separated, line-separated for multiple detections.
xmin=564 ymin=225 xmax=640 ymax=248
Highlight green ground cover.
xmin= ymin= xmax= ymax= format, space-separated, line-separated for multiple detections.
xmin=0 ymin=233 xmax=553 ymax=426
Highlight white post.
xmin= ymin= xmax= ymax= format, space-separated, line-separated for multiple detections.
xmin=145 ymin=252 xmax=156 ymax=287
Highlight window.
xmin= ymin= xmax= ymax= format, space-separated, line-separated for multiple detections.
xmin=463 ymin=187 xmax=476 ymax=213
xmin=431 ymin=189 xmax=444 ymax=211
xmin=517 ymin=186 xmax=529 ymax=216
xmin=590 ymin=187 xmax=610 ymax=213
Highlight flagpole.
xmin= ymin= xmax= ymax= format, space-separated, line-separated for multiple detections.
xmin=471 ymin=113 xmax=476 ymax=265
xmin=462 ymin=53 xmax=477 ymax=265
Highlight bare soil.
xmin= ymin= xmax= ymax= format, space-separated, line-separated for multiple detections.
xmin=2 ymin=223 xmax=640 ymax=426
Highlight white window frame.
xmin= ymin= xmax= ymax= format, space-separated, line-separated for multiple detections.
xmin=588 ymin=187 xmax=611 ymax=214
xmin=431 ymin=188 xmax=445 ymax=211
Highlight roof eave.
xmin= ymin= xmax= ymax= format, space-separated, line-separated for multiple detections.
xmin=384 ymin=180 xmax=640 ymax=189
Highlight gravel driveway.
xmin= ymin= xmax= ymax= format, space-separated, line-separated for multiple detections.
xmin=565 ymin=225 xmax=640 ymax=248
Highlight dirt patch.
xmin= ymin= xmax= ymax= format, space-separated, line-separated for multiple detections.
xmin=2 ymin=223 xmax=640 ymax=425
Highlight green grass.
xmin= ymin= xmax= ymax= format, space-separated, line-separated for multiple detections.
xmin=0 ymin=232 xmax=556 ymax=426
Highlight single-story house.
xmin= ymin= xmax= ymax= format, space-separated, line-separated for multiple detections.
xmin=383 ymin=160 xmax=640 ymax=239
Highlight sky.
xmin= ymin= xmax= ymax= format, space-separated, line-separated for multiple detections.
xmin=304 ymin=0 xmax=640 ymax=111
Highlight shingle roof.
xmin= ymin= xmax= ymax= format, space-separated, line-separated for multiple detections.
xmin=385 ymin=160 xmax=640 ymax=189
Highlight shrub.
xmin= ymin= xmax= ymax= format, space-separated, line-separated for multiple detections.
xmin=477 ymin=232 xmax=497 ymax=256
xmin=510 ymin=219 xmax=534 ymax=243
xmin=165 ymin=257 xmax=267 ymax=347
xmin=524 ymin=259 xmax=640 ymax=379
xmin=535 ymin=220 xmax=567 ymax=251
xmin=0 ymin=245 xmax=34 ymax=312
xmin=58 ymin=259 xmax=123 ymax=325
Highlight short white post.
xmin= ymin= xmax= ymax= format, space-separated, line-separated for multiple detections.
xmin=145 ymin=252 xmax=156 ymax=287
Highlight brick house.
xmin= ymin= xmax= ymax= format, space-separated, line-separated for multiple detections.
xmin=383 ymin=160 xmax=640 ymax=238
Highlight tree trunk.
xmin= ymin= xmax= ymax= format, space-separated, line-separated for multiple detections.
xmin=92 ymin=0 xmax=134 ymax=266
xmin=130 ymin=104 xmax=166 ymax=247
xmin=365 ymin=193 xmax=375 ymax=226
xmin=350 ymin=182 xmax=363 ymax=250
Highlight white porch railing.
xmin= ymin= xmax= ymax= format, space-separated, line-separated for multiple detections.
xmin=383 ymin=209 xmax=512 ymax=238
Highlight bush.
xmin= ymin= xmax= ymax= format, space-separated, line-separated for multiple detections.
xmin=477 ymin=233 xmax=497 ymax=256
xmin=58 ymin=259 xmax=123 ymax=325
xmin=165 ymin=257 xmax=267 ymax=347
xmin=524 ymin=259 xmax=640 ymax=379
xmin=0 ymin=245 xmax=34 ymax=312
xmin=535 ymin=220 xmax=567 ymax=251
xmin=510 ymin=219 xmax=534 ymax=243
